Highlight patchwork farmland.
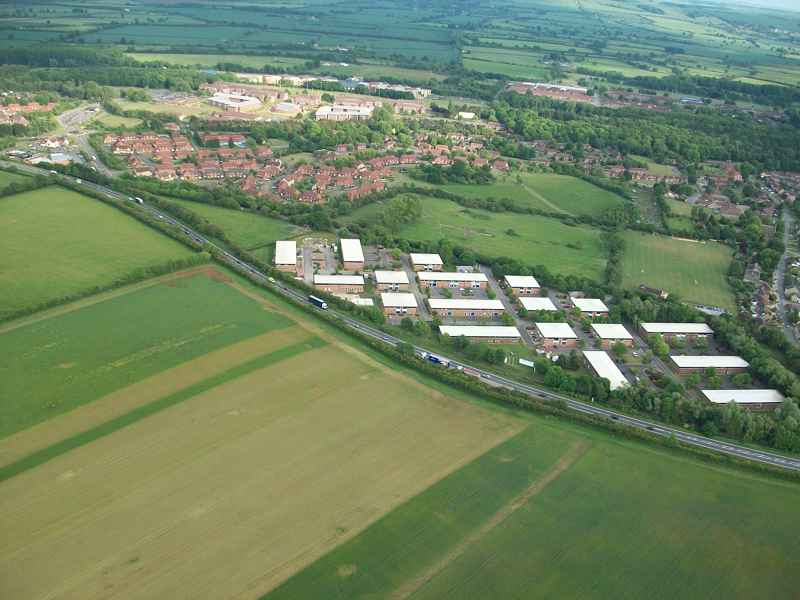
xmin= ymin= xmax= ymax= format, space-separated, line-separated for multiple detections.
xmin=0 ymin=268 xmax=521 ymax=599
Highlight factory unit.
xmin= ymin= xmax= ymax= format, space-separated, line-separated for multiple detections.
xmin=313 ymin=274 xmax=365 ymax=295
xmin=417 ymin=271 xmax=488 ymax=289
xmin=504 ymin=275 xmax=541 ymax=296
xmin=428 ymin=298 xmax=504 ymax=320
xmin=274 ymin=240 xmax=297 ymax=273
xmin=669 ymin=355 xmax=749 ymax=375
xmin=570 ymin=297 xmax=609 ymax=317
xmin=583 ymin=351 xmax=629 ymax=391
xmin=534 ymin=323 xmax=578 ymax=350
xmin=339 ymin=238 xmax=365 ymax=272
xmin=409 ymin=253 xmax=443 ymax=271
xmin=639 ymin=322 xmax=713 ymax=341
xmin=373 ymin=270 xmax=410 ymax=291
xmin=380 ymin=292 xmax=418 ymax=316
xmin=438 ymin=326 xmax=522 ymax=344
xmin=519 ymin=297 xmax=558 ymax=312
xmin=701 ymin=389 xmax=784 ymax=411
xmin=590 ymin=324 xmax=634 ymax=349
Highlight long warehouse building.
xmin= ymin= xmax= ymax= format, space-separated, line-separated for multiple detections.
xmin=438 ymin=326 xmax=521 ymax=343
xmin=583 ymin=351 xmax=629 ymax=391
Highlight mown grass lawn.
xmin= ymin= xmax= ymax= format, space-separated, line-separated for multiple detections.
xmin=0 ymin=186 xmax=195 ymax=319
xmin=621 ymin=230 xmax=734 ymax=310
xmin=346 ymin=195 xmax=607 ymax=280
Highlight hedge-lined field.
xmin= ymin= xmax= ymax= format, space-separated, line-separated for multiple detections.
xmin=0 ymin=186 xmax=195 ymax=319
xmin=347 ymin=195 xmax=607 ymax=280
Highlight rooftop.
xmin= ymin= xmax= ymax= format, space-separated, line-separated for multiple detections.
xmin=409 ymin=253 xmax=443 ymax=265
xmin=591 ymin=323 xmax=633 ymax=340
xmin=418 ymin=271 xmax=487 ymax=282
xmin=381 ymin=292 xmax=418 ymax=308
xmin=640 ymin=322 xmax=713 ymax=335
xmin=505 ymin=275 xmax=540 ymax=288
xmin=374 ymin=270 xmax=409 ymax=284
xmin=583 ymin=351 xmax=629 ymax=390
xmin=520 ymin=297 xmax=558 ymax=311
xmin=340 ymin=238 xmax=365 ymax=264
xmin=571 ymin=297 xmax=609 ymax=313
xmin=428 ymin=298 xmax=504 ymax=310
xmin=701 ymin=389 xmax=784 ymax=405
xmin=274 ymin=240 xmax=296 ymax=265
xmin=670 ymin=355 xmax=749 ymax=369
xmin=314 ymin=274 xmax=365 ymax=285
xmin=439 ymin=326 xmax=521 ymax=339
xmin=535 ymin=322 xmax=578 ymax=339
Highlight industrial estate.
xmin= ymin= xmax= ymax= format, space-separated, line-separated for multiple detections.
xmin=2 ymin=0 xmax=800 ymax=598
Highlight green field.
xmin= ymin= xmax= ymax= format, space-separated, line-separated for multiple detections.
xmin=346 ymin=195 xmax=607 ymax=279
xmin=0 ymin=170 xmax=30 ymax=187
xmin=92 ymin=112 xmax=142 ymax=128
xmin=439 ymin=173 xmax=625 ymax=218
xmin=267 ymin=422 xmax=800 ymax=600
xmin=622 ymin=231 xmax=734 ymax=310
xmin=0 ymin=272 xmax=291 ymax=439
xmin=168 ymin=198 xmax=299 ymax=261
xmin=0 ymin=186 xmax=195 ymax=319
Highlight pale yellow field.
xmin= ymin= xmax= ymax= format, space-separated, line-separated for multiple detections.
xmin=0 ymin=280 xmax=522 ymax=600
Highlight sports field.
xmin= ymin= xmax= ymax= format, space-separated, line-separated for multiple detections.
xmin=168 ymin=198 xmax=299 ymax=261
xmin=621 ymin=231 xmax=734 ymax=311
xmin=0 ymin=267 xmax=521 ymax=599
xmin=440 ymin=173 xmax=625 ymax=218
xmin=0 ymin=186 xmax=195 ymax=319
xmin=347 ymin=195 xmax=607 ymax=280
xmin=268 ymin=423 xmax=800 ymax=600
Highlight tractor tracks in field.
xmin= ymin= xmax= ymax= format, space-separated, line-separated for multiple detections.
xmin=391 ymin=440 xmax=590 ymax=599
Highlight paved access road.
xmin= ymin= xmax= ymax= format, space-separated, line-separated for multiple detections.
xmin=5 ymin=160 xmax=800 ymax=473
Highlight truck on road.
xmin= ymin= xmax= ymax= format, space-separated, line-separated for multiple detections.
xmin=308 ymin=295 xmax=328 ymax=310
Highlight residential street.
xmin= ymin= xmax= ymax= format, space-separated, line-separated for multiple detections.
xmin=775 ymin=205 xmax=796 ymax=344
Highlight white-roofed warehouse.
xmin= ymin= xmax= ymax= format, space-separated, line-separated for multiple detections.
xmin=428 ymin=298 xmax=504 ymax=319
xmin=670 ymin=355 xmax=749 ymax=375
xmin=274 ymin=240 xmax=297 ymax=272
xmin=339 ymin=238 xmax=365 ymax=270
xmin=583 ymin=351 xmax=629 ymax=391
xmin=701 ymin=389 xmax=783 ymax=411
xmin=439 ymin=326 xmax=521 ymax=343
xmin=381 ymin=292 xmax=418 ymax=315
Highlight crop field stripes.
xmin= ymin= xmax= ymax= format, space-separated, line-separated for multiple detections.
xmin=391 ymin=440 xmax=590 ymax=599
xmin=0 ymin=336 xmax=326 ymax=483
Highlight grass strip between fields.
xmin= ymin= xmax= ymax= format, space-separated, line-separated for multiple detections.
xmin=0 ymin=336 xmax=327 ymax=483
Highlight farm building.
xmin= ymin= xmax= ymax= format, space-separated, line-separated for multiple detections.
xmin=591 ymin=324 xmax=634 ymax=348
xmin=519 ymin=297 xmax=558 ymax=312
xmin=701 ymin=389 xmax=784 ymax=411
xmin=374 ymin=270 xmax=409 ymax=291
xmin=417 ymin=271 xmax=488 ymax=289
xmin=570 ymin=297 xmax=609 ymax=317
xmin=380 ymin=292 xmax=418 ymax=316
xmin=314 ymin=274 xmax=365 ymax=294
xmin=534 ymin=322 xmax=578 ymax=350
xmin=639 ymin=322 xmax=713 ymax=340
xmin=504 ymin=275 xmax=541 ymax=296
xmin=409 ymin=253 xmax=443 ymax=271
xmin=428 ymin=298 xmax=504 ymax=320
xmin=439 ymin=326 xmax=521 ymax=344
xmin=339 ymin=238 xmax=365 ymax=271
xmin=669 ymin=355 xmax=749 ymax=375
xmin=274 ymin=240 xmax=297 ymax=273
xmin=583 ymin=351 xmax=629 ymax=391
